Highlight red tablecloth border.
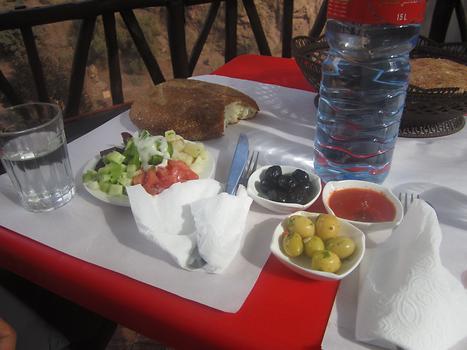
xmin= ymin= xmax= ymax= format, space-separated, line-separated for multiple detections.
xmin=0 ymin=55 xmax=337 ymax=350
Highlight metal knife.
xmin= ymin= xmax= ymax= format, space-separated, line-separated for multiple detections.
xmin=225 ymin=133 xmax=249 ymax=195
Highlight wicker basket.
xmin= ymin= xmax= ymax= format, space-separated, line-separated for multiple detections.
xmin=292 ymin=36 xmax=467 ymax=138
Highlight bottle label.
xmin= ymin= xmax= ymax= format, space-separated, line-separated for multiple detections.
xmin=327 ymin=0 xmax=426 ymax=25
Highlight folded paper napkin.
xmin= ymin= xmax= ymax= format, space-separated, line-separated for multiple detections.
xmin=126 ymin=179 xmax=253 ymax=273
xmin=355 ymin=199 xmax=467 ymax=350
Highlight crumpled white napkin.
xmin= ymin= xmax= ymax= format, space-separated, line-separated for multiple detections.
xmin=126 ymin=179 xmax=252 ymax=273
xmin=355 ymin=199 xmax=467 ymax=350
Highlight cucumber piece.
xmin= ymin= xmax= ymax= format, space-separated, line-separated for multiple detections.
xmin=183 ymin=142 xmax=204 ymax=158
xmin=98 ymin=173 xmax=111 ymax=183
xmin=118 ymin=174 xmax=132 ymax=187
xmin=82 ymin=169 xmax=97 ymax=183
xmin=126 ymin=164 xmax=138 ymax=178
xmin=175 ymin=151 xmax=194 ymax=165
xmin=171 ymin=140 xmax=185 ymax=152
xmin=190 ymin=150 xmax=208 ymax=175
xmin=98 ymin=165 xmax=111 ymax=175
xmin=108 ymin=162 xmax=125 ymax=183
xmin=105 ymin=150 xmax=125 ymax=165
xmin=164 ymin=130 xmax=177 ymax=142
xmin=99 ymin=179 xmax=111 ymax=193
xmin=108 ymin=184 xmax=124 ymax=196
xmin=86 ymin=181 xmax=100 ymax=190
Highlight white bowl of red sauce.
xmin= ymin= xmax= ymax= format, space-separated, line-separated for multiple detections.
xmin=322 ymin=180 xmax=404 ymax=232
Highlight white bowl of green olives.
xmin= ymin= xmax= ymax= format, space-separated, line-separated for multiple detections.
xmin=270 ymin=211 xmax=365 ymax=281
xmin=247 ymin=165 xmax=322 ymax=214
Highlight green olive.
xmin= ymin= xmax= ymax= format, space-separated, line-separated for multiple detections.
xmin=287 ymin=215 xmax=315 ymax=239
xmin=311 ymin=250 xmax=341 ymax=273
xmin=303 ymin=236 xmax=325 ymax=258
xmin=315 ymin=214 xmax=340 ymax=241
xmin=282 ymin=232 xmax=304 ymax=257
xmin=326 ymin=236 xmax=356 ymax=259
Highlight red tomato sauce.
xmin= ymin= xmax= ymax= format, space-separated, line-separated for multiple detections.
xmin=328 ymin=188 xmax=396 ymax=222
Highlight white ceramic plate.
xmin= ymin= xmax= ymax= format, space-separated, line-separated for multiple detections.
xmin=270 ymin=211 xmax=365 ymax=281
xmin=82 ymin=150 xmax=214 ymax=207
xmin=322 ymin=180 xmax=404 ymax=232
xmin=247 ymin=165 xmax=321 ymax=214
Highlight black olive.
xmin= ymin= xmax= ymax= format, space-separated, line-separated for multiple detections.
xmin=277 ymin=174 xmax=297 ymax=191
xmin=286 ymin=189 xmax=299 ymax=203
xmin=285 ymin=191 xmax=298 ymax=203
xmin=258 ymin=166 xmax=315 ymax=204
xmin=263 ymin=166 xmax=282 ymax=183
xmin=276 ymin=191 xmax=288 ymax=203
xmin=292 ymin=169 xmax=309 ymax=184
xmin=305 ymin=181 xmax=316 ymax=195
xmin=301 ymin=182 xmax=312 ymax=191
xmin=266 ymin=189 xmax=279 ymax=201
xmin=287 ymin=188 xmax=312 ymax=205
xmin=259 ymin=178 xmax=274 ymax=193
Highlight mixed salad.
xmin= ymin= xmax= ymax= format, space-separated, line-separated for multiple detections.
xmin=82 ymin=130 xmax=210 ymax=196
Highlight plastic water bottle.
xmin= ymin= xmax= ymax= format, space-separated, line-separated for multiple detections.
xmin=314 ymin=0 xmax=426 ymax=184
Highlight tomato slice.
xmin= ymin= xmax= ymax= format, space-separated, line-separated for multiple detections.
xmin=142 ymin=168 xmax=161 ymax=195
xmin=155 ymin=167 xmax=177 ymax=190
xmin=167 ymin=160 xmax=199 ymax=182
xmin=131 ymin=172 xmax=144 ymax=186
xmin=133 ymin=160 xmax=200 ymax=196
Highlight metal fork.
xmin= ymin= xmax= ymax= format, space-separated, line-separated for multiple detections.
xmin=240 ymin=150 xmax=259 ymax=187
xmin=398 ymin=192 xmax=420 ymax=215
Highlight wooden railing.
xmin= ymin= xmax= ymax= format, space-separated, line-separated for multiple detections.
xmin=0 ymin=0 xmax=316 ymax=118
xmin=1 ymin=0 xmax=462 ymax=119
xmin=429 ymin=0 xmax=466 ymax=43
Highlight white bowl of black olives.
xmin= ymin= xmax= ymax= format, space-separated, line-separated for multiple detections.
xmin=246 ymin=165 xmax=322 ymax=214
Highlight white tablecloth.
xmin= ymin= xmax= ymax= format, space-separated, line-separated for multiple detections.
xmin=322 ymin=116 xmax=467 ymax=348
xmin=2 ymin=74 xmax=465 ymax=334
xmin=0 ymin=75 xmax=318 ymax=313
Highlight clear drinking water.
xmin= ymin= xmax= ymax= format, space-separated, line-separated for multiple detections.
xmin=314 ymin=20 xmax=421 ymax=183
xmin=0 ymin=103 xmax=75 ymax=212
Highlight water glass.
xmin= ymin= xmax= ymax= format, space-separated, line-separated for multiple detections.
xmin=0 ymin=102 xmax=75 ymax=212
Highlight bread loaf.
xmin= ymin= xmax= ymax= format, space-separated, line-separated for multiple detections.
xmin=410 ymin=58 xmax=467 ymax=92
xmin=129 ymin=79 xmax=259 ymax=140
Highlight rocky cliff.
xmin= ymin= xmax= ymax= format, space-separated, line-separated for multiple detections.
xmin=0 ymin=0 xmax=323 ymax=114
